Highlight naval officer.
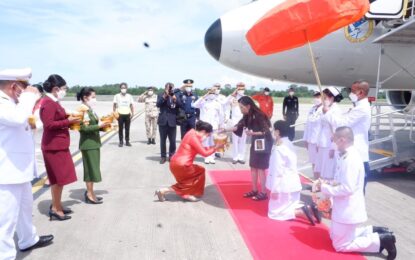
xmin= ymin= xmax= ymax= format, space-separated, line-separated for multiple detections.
xmin=316 ymin=127 xmax=396 ymax=259
xmin=0 ymin=68 xmax=53 ymax=260
xmin=179 ymin=79 xmax=198 ymax=139
xmin=322 ymin=80 xmax=371 ymax=192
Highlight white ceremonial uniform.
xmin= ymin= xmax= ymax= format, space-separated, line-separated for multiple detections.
xmin=0 ymin=90 xmax=40 ymax=260
xmin=321 ymin=146 xmax=380 ymax=253
xmin=322 ymin=98 xmax=371 ymax=163
xmin=266 ymin=138 xmax=302 ymax=220
xmin=226 ymin=94 xmax=247 ymax=161
xmin=303 ymin=105 xmax=322 ymax=165
xmin=216 ymin=94 xmax=229 ymax=123
xmin=193 ymin=95 xmax=224 ymax=161
xmin=316 ymin=103 xmax=340 ymax=179
xmin=138 ymin=93 xmax=159 ymax=139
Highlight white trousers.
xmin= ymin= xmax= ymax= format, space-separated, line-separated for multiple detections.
xmin=307 ymin=143 xmax=318 ymax=164
xmin=203 ymin=135 xmax=215 ymax=160
xmin=232 ymin=132 xmax=247 ymax=161
xmin=330 ymin=222 xmax=380 ymax=253
xmin=316 ymin=147 xmax=336 ymax=180
xmin=0 ymin=183 xmax=39 ymax=260
xmin=268 ymin=192 xmax=301 ymax=221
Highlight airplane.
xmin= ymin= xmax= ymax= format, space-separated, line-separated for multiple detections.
xmin=204 ymin=0 xmax=415 ymax=111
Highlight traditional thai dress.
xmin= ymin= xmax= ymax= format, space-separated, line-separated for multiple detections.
xmin=169 ymin=129 xmax=215 ymax=197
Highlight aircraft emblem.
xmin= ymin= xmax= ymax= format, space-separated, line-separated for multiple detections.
xmin=344 ymin=18 xmax=374 ymax=43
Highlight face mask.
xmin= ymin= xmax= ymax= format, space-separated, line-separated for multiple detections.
xmin=148 ymin=91 xmax=154 ymax=96
xmin=208 ymin=94 xmax=216 ymax=100
xmin=264 ymin=91 xmax=270 ymax=96
xmin=185 ymin=87 xmax=192 ymax=93
xmin=323 ymin=99 xmax=332 ymax=107
xmin=349 ymin=92 xmax=358 ymax=103
xmin=289 ymin=92 xmax=294 ymax=96
xmin=57 ymin=89 xmax=66 ymax=100
xmin=237 ymin=90 xmax=245 ymax=96
xmin=215 ymin=89 xmax=221 ymax=95
xmin=121 ymin=89 xmax=127 ymax=94
xmin=313 ymin=98 xmax=322 ymax=106
xmin=87 ymin=98 xmax=97 ymax=107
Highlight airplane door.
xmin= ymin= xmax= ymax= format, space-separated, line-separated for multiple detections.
xmin=366 ymin=0 xmax=409 ymax=19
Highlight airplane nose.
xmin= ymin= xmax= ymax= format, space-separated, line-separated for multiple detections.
xmin=204 ymin=18 xmax=222 ymax=61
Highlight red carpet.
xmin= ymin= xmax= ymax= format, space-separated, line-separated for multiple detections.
xmin=209 ymin=170 xmax=365 ymax=260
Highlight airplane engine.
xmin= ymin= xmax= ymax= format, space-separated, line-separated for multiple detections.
xmin=386 ymin=90 xmax=415 ymax=111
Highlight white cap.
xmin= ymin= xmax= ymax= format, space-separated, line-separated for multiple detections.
xmin=0 ymin=68 xmax=32 ymax=82
xmin=324 ymin=86 xmax=340 ymax=96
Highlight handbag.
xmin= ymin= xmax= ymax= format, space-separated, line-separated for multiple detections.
xmin=253 ymin=132 xmax=273 ymax=154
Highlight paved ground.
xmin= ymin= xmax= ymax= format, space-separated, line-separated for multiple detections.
xmin=15 ymin=99 xmax=415 ymax=260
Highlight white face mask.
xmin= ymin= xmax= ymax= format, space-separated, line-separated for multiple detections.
xmin=121 ymin=89 xmax=127 ymax=94
xmin=313 ymin=98 xmax=322 ymax=106
xmin=87 ymin=98 xmax=97 ymax=107
xmin=148 ymin=91 xmax=154 ymax=96
xmin=237 ymin=90 xmax=245 ymax=96
xmin=215 ymin=89 xmax=221 ymax=95
xmin=349 ymin=92 xmax=358 ymax=103
xmin=185 ymin=87 xmax=192 ymax=93
xmin=207 ymin=94 xmax=216 ymax=100
xmin=289 ymin=92 xmax=294 ymax=96
xmin=264 ymin=91 xmax=270 ymax=96
xmin=57 ymin=90 xmax=66 ymax=100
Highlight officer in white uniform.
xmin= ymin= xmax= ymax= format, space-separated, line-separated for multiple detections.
xmin=316 ymin=87 xmax=342 ymax=180
xmin=322 ymin=80 xmax=371 ymax=192
xmin=303 ymin=92 xmax=323 ymax=179
xmin=192 ymin=87 xmax=224 ymax=164
xmin=0 ymin=68 xmax=54 ymax=260
xmin=138 ymin=86 xmax=159 ymax=145
xmin=318 ymin=127 xmax=396 ymax=259
xmin=226 ymin=82 xmax=247 ymax=164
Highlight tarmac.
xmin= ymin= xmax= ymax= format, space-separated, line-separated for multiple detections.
xmin=15 ymin=99 xmax=415 ymax=260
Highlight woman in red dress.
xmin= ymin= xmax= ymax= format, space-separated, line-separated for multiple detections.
xmin=155 ymin=121 xmax=223 ymax=202
xmin=40 ymin=74 xmax=80 ymax=221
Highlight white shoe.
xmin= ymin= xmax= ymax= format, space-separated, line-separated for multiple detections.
xmin=210 ymin=158 xmax=216 ymax=164
xmin=204 ymin=159 xmax=210 ymax=164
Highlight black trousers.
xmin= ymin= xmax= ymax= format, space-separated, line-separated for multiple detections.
xmin=180 ymin=116 xmax=196 ymax=139
xmin=118 ymin=114 xmax=131 ymax=143
xmin=286 ymin=112 xmax=298 ymax=141
xmin=159 ymin=125 xmax=176 ymax=158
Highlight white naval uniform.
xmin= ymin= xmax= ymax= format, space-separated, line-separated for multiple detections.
xmin=0 ymin=90 xmax=39 ymax=260
xmin=322 ymin=98 xmax=371 ymax=163
xmin=303 ymin=105 xmax=322 ymax=165
xmin=316 ymin=103 xmax=340 ymax=179
xmin=226 ymin=94 xmax=247 ymax=161
xmin=266 ymin=138 xmax=302 ymax=220
xmin=192 ymin=95 xmax=224 ymax=161
xmin=321 ymin=146 xmax=380 ymax=253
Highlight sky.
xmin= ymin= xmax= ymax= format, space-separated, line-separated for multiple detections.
xmin=0 ymin=0 xmax=294 ymax=90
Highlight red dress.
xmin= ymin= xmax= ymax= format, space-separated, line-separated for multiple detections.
xmin=169 ymin=129 xmax=215 ymax=197
xmin=252 ymin=94 xmax=274 ymax=119
xmin=40 ymin=96 xmax=77 ymax=186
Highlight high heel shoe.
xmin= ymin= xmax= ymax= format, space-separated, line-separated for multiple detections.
xmin=49 ymin=210 xmax=71 ymax=221
xmin=154 ymin=189 xmax=166 ymax=202
xmin=301 ymin=205 xmax=315 ymax=226
xmin=49 ymin=205 xmax=73 ymax=215
xmin=84 ymin=191 xmax=103 ymax=204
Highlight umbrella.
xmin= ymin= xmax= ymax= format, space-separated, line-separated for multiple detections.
xmin=246 ymin=0 xmax=370 ymax=89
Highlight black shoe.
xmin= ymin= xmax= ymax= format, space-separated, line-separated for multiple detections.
xmin=151 ymin=138 xmax=156 ymax=144
xmin=20 ymin=235 xmax=54 ymax=252
xmin=238 ymin=160 xmax=246 ymax=164
xmin=48 ymin=210 xmax=71 ymax=221
xmin=373 ymin=226 xmax=390 ymax=234
xmin=301 ymin=205 xmax=315 ymax=226
xmin=310 ymin=203 xmax=321 ymax=223
xmin=160 ymin=157 xmax=167 ymax=164
xmin=147 ymin=138 xmax=152 ymax=145
xmin=119 ymin=143 xmax=123 ymax=147
xmin=379 ymin=233 xmax=397 ymax=260
xmin=96 ymin=196 xmax=103 ymax=201
xmin=49 ymin=205 xmax=73 ymax=215
xmin=84 ymin=191 xmax=103 ymax=204
xmin=215 ymin=153 xmax=221 ymax=158
xmin=232 ymin=160 xmax=238 ymax=164
xmin=126 ymin=142 xmax=132 ymax=147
